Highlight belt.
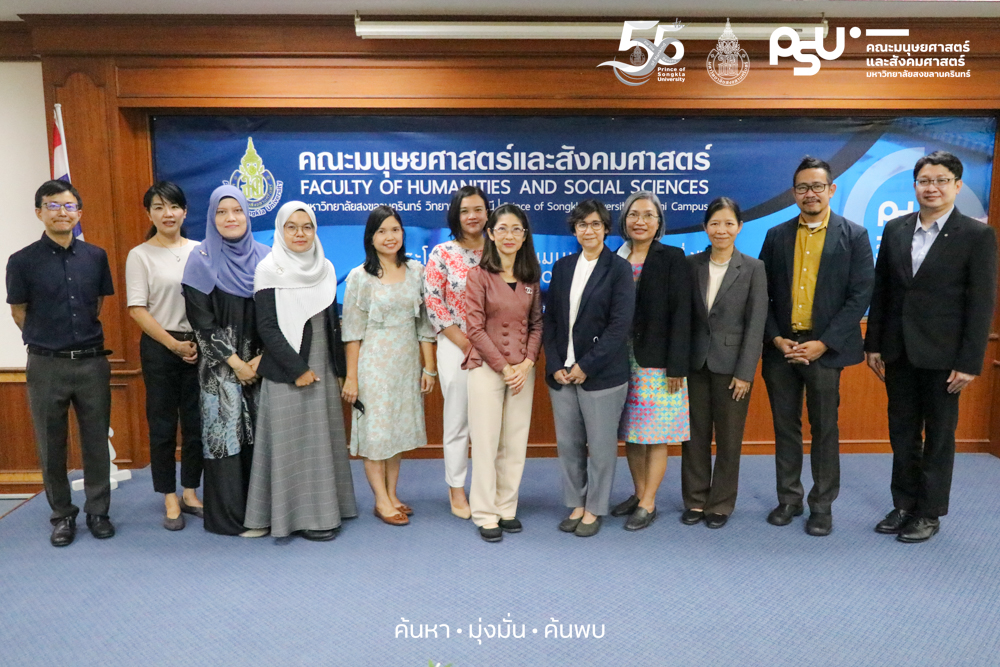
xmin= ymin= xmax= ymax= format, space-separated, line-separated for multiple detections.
xmin=28 ymin=346 xmax=112 ymax=360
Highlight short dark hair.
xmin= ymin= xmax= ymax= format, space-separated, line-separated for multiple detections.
xmin=792 ymin=156 xmax=833 ymax=186
xmin=446 ymin=186 xmax=491 ymax=240
xmin=567 ymin=199 xmax=612 ymax=235
xmin=479 ymin=204 xmax=541 ymax=284
xmin=143 ymin=181 xmax=189 ymax=240
xmin=618 ymin=191 xmax=665 ymax=241
xmin=703 ymin=197 xmax=743 ymax=226
xmin=913 ymin=150 xmax=963 ymax=181
xmin=35 ymin=179 xmax=81 ymax=209
xmin=362 ymin=205 xmax=407 ymax=277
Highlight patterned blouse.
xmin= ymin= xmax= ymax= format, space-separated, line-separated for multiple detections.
xmin=423 ymin=240 xmax=483 ymax=334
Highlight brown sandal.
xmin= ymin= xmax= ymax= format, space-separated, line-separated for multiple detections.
xmin=374 ymin=506 xmax=409 ymax=526
xmin=394 ymin=503 xmax=414 ymax=516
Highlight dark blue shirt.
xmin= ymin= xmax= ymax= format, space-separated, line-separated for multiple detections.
xmin=6 ymin=233 xmax=114 ymax=351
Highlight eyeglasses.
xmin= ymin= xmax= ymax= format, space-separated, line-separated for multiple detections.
xmin=793 ymin=183 xmax=829 ymax=194
xmin=574 ymin=220 xmax=606 ymax=233
xmin=915 ymin=177 xmax=955 ymax=188
xmin=493 ymin=226 xmax=525 ymax=238
xmin=283 ymin=223 xmax=315 ymax=234
xmin=625 ymin=212 xmax=659 ymax=223
xmin=42 ymin=202 xmax=79 ymax=212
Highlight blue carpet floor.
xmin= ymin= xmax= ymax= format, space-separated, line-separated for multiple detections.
xmin=2 ymin=453 xmax=1000 ymax=667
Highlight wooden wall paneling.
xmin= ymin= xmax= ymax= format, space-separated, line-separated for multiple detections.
xmin=0 ymin=21 xmax=35 ymax=61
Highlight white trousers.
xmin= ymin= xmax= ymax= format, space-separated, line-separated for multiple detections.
xmin=468 ymin=364 xmax=535 ymax=527
xmin=437 ymin=334 xmax=470 ymax=488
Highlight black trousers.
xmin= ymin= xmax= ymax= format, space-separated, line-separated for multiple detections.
xmin=681 ymin=365 xmax=752 ymax=516
xmin=140 ymin=333 xmax=203 ymax=494
xmin=761 ymin=341 xmax=843 ymax=514
xmin=884 ymin=354 xmax=960 ymax=518
xmin=25 ymin=353 xmax=112 ymax=523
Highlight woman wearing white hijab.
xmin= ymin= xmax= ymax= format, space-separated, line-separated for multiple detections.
xmin=244 ymin=201 xmax=357 ymax=541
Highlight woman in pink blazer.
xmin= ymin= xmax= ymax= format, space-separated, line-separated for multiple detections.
xmin=463 ymin=204 xmax=543 ymax=543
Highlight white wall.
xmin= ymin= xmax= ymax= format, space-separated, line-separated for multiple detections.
xmin=0 ymin=62 xmax=51 ymax=368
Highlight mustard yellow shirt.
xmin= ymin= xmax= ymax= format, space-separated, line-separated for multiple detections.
xmin=791 ymin=209 xmax=830 ymax=331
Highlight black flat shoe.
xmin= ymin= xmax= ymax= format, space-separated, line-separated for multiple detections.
xmin=297 ymin=529 xmax=338 ymax=542
xmin=498 ymin=518 xmax=522 ymax=533
xmin=766 ymin=504 xmax=804 ymax=526
xmin=86 ymin=514 xmax=115 ymax=539
xmin=611 ymin=495 xmax=640 ymax=517
xmin=624 ymin=507 xmax=656 ymax=531
xmin=179 ymin=498 xmax=204 ymax=519
xmin=681 ymin=509 xmax=704 ymax=525
xmin=163 ymin=514 xmax=185 ymax=531
xmin=805 ymin=512 xmax=832 ymax=537
xmin=50 ymin=516 xmax=76 ymax=547
xmin=558 ymin=517 xmax=582 ymax=533
xmin=875 ymin=508 xmax=910 ymax=534
xmin=574 ymin=517 xmax=601 ymax=537
xmin=705 ymin=513 xmax=728 ymax=529
xmin=897 ymin=517 xmax=940 ymax=543
xmin=479 ymin=526 xmax=503 ymax=542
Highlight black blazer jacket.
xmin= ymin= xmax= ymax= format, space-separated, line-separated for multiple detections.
xmin=864 ymin=207 xmax=998 ymax=375
xmin=255 ymin=288 xmax=347 ymax=384
xmin=624 ymin=240 xmax=692 ymax=377
xmin=543 ymin=246 xmax=635 ymax=391
xmin=688 ymin=248 xmax=769 ymax=383
xmin=759 ymin=212 xmax=874 ymax=369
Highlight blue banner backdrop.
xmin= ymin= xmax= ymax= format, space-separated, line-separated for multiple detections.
xmin=152 ymin=115 xmax=995 ymax=297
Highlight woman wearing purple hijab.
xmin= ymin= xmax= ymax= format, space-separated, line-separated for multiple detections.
xmin=182 ymin=185 xmax=270 ymax=536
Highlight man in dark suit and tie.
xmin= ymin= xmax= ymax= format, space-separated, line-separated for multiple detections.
xmin=865 ymin=150 xmax=997 ymax=543
xmin=759 ymin=156 xmax=874 ymax=536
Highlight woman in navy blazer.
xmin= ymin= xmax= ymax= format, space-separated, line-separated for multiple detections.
xmin=543 ymin=200 xmax=635 ymax=537
xmin=680 ymin=197 xmax=768 ymax=529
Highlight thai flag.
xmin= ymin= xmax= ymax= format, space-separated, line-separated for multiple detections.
xmin=52 ymin=103 xmax=83 ymax=239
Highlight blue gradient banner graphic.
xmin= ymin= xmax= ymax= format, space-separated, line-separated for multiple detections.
xmin=152 ymin=115 xmax=994 ymax=295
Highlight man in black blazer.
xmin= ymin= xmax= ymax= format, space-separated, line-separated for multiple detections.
xmin=865 ymin=150 xmax=998 ymax=543
xmin=759 ymin=156 xmax=874 ymax=536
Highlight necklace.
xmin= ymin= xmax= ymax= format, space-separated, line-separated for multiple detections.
xmin=154 ymin=235 xmax=184 ymax=262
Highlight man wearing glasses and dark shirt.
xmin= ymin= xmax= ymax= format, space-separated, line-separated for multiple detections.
xmin=758 ymin=156 xmax=874 ymax=537
xmin=6 ymin=180 xmax=116 ymax=547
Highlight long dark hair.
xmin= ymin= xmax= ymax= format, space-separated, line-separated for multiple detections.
xmin=446 ymin=185 xmax=491 ymax=240
xmin=143 ymin=181 xmax=189 ymax=240
xmin=362 ymin=205 xmax=407 ymax=277
xmin=479 ymin=204 xmax=541 ymax=284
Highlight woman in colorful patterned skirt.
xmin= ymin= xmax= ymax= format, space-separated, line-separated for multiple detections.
xmin=610 ymin=191 xmax=692 ymax=531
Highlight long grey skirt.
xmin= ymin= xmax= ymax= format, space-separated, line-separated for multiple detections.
xmin=245 ymin=313 xmax=358 ymax=536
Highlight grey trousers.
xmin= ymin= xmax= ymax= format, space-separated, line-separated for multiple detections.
xmin=26 ymin=353 xmax=112 ymax=523
xmin=549 ymin=381 xmax=629 ymax=516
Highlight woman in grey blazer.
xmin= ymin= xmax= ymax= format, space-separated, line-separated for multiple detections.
xmin=681 ymin=197 xmax=768 ymax=528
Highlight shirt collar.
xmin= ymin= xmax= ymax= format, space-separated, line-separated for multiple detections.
xmin=40 ymin=232 xmax=77 ymax=252
xmin=917 ymin=206 xmax=954 ymax=233
xmin=798 ymin=208 xmax=830 ymax=232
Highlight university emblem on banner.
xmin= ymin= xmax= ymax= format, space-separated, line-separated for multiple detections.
xmin=225 ymin=137 xmax=283 ymax=217
xmin=706 ymin=19 xmax=750 ymax=86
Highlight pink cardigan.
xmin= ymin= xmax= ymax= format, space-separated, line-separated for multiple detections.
xmin=462 ymin=266 xmax=543 ymax=372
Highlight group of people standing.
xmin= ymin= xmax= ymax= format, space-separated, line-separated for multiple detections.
xmin=7 ymin=149 xmax=996 ymax=548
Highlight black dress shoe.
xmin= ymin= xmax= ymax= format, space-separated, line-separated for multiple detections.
xmin=558 ymin=517 xmax=582 ymax=533
xmin=766 ymin=504 xmax=804 ymax=526
xmin=178 ymin=498 xmax=204 ymax=519
xmin=610 ymin=495 xmax=640 ymax=517
xmin=297 ymin=529 xmax=338 ymax=542
xmin=86 ymin=514 xmax=116 ymax=539
xmin=681 ymin=509 xmax=704 ymax=525
xmin=897 ymin=517 xmax=940 ymax=543
xmin=624 ymin=507 xmax=656 ymax=531
xmin=574 ymin=517 xmax=601 ymax=537
xmin=498 ymin=518 xmax=522 ymax=533
xmin=479 ymin=526 xmax=503 ymax=542
xmin=705 ymin=513 xmax=729 ymax=529
xmin=805 ymin=512 xmax=832 ymax=536
xmin=875 ymin=508 xmax=910 ymax=534
xmin=50 ymin=517 xmax=76 ymax=547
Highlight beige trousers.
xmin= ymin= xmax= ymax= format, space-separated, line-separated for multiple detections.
xmin=468 ymin=364 xmax=535 ymax=527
